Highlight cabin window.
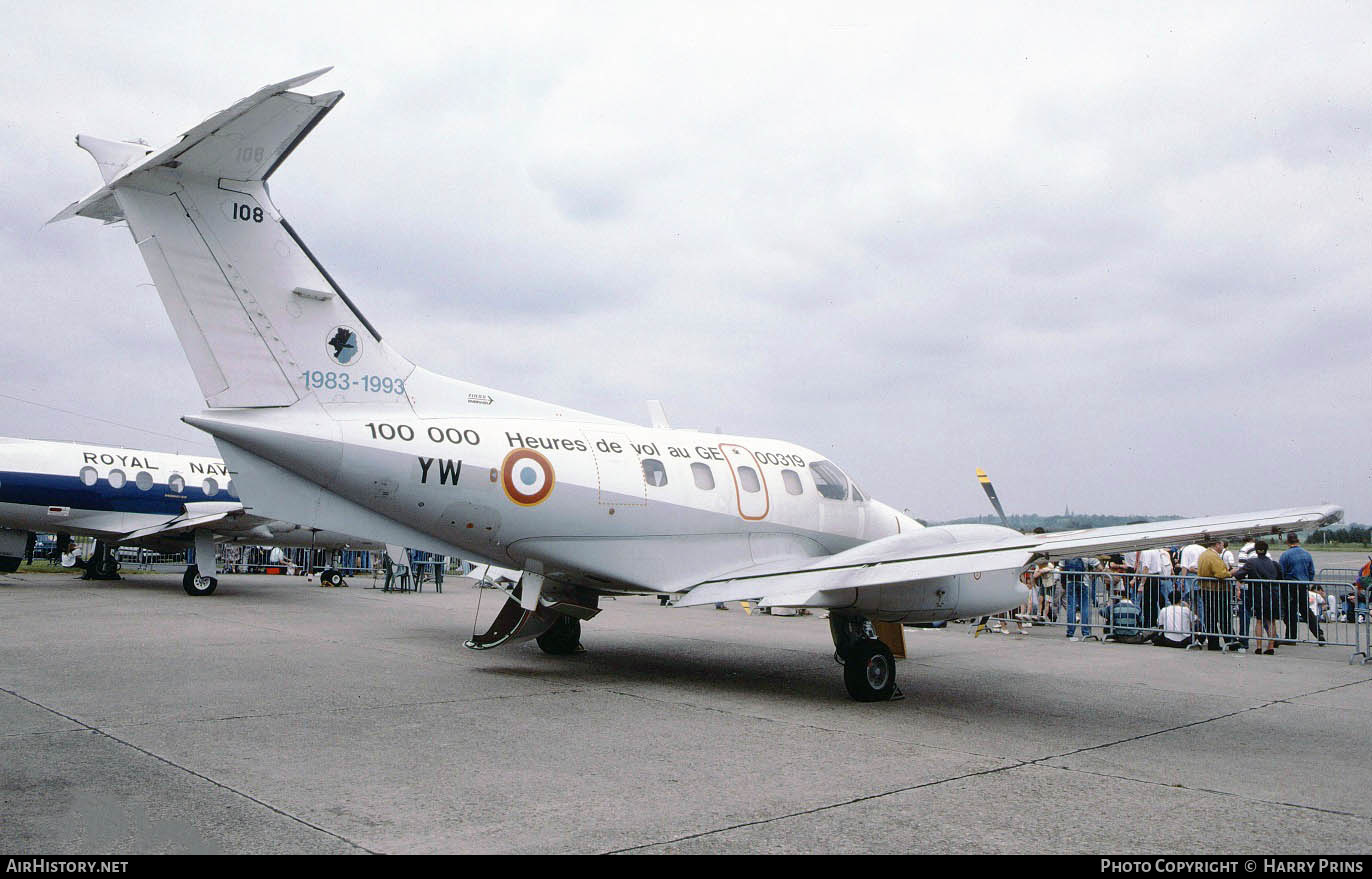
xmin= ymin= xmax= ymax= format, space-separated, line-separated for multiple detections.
xmin=202 ymin=477 xmax=219 ymax=496
xmin=737 ymin=466 xmax=760 ymax=493
xmin=168 ymin=474 xmax=185 ymax=494
xmin=80 ymin=466 xmax=98 ymax=487
xmin=852 ymin=483 xmax=865 ymax=502
xmin=641 ymin=458 xmax=668 ymax=487
xmin=108 ymin=469 xmax=126 ymax=490
xmin=781 ymin=469 xmax=803 ymax=495
xmin=135 ymin=471 xmax=154 ymax=491
xmin=808 ymin=460 xmax=848 ymax=501
xmin=691 ymin=462 xmax=715 ymax=491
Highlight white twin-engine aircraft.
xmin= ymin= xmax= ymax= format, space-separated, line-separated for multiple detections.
xmin=0 ymin=436 xmax=373 ymax=593
xmin=53 ymin=69 xmax=1341 ymax=700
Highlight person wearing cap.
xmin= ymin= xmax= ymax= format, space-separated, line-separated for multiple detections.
xmin=1196 ymin=536 xmax=1239 ymax=651
xmin=1279 ymin=532 xmax=1323 ymax=644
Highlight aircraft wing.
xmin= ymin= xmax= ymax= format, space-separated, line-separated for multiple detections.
xmin=118 ymin=506 xmax=242 ymax=544
xmin=673 ymin=504 xmax=1343 ymax=609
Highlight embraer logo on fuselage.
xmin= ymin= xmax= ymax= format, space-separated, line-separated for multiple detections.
xmin=326 ymin=326 xmax=361 ymax=365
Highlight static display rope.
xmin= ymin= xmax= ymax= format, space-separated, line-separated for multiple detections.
xmin=0 ymin=391 xmax=214 ymax=450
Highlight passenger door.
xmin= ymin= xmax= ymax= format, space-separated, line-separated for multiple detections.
xmin=718 ymin=443 xmax=769 ymax=521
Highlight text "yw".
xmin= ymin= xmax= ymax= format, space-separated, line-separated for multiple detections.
xmin=418 ymin=457 xmax=461 ymax=485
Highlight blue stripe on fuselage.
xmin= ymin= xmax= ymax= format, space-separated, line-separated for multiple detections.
xmin=0 ymin=471 xmax=221 ymax=515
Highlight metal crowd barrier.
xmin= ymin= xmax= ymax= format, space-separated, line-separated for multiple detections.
xmin=977 ymin=571 xmax=1370 ymax=664
xmin=227 ymin=562 xmax=379 ymax=576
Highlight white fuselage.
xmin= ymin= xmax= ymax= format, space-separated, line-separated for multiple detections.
xmin=193 ymin=405 xmax=925 ymax=594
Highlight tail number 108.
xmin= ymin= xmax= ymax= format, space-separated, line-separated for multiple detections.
xmin=232 ymin=202 xmax=264 ymax=223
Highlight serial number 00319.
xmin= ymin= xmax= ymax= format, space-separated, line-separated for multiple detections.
xmin=301 ymin=371 xmax=407 ymax=394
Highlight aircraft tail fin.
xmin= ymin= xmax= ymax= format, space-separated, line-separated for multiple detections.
xmin=53 ymin=68 xmax=414 ymax=410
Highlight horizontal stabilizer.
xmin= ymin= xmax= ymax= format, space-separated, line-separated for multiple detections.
xmin=80 ymin=135 xmax=154 ymax=184
xmin=51 ymin=68 xmax=339 ymax=225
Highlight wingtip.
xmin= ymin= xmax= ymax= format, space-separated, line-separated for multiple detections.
xmin=276 ymin=66 xmax=334 ymax=92
xmin=46 ymin=203 xmax=78 ymax=225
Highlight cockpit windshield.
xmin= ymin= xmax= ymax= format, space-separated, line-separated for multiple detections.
xmin=808 ymin=460 xmax=849 ymax=501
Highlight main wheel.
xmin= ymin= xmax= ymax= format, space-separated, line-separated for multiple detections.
xmin=536 ymin=615 xmax=582 ymax=655
xmin=321 ymin=568 xmax=346 ymax=588
xmin=182 ymin=566 xmax=218 ymax=596
xmin=843 ymin=638 xmax=896 ymax=702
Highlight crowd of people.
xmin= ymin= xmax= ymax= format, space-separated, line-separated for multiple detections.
xmin=999 ymin=532 xmax=1370 ymax=654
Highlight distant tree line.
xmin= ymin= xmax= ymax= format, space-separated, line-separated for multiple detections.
xmin=1307 ymin=525 xmax=1372 ymax=546
xmin=936 ymin=513 xmax=1181 ymax=532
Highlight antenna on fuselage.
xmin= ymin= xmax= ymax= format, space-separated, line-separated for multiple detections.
xmin=976 ymin=468 xmax=1011 ymax=529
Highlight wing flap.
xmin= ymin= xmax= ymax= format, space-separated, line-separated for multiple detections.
xmin=119 ymin=510 xmax=236 ymax=543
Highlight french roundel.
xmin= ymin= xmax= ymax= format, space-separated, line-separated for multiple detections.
xmin=501 ymin=449 xmax=555 ymax=507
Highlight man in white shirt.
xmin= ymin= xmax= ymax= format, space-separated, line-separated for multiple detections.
xmin=1308 ymin=586 xmax=1328 ymax=626
xmin=1155 ymin=593 xmax=1197 ymax=648
xmin=1134 ymin=547 xmax=1166 ymax=631
xmin=1179 ymin=541 xmax=1206 ymax=629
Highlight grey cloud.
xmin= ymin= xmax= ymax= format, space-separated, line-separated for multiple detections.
xmin=1 ymin=3 xmax=1369 ymax=526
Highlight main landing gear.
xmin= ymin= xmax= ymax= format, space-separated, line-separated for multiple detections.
xmin=82 ymin=541 xmax=121 ymax=581
xmin=182 ymin=566 xmax=217 ymax=596
xmin=536 ymin=615 xmax=583 ymax=655
xmin=183 ymin=530 xmax=217 ymax=595
xmin=830 ymin=615 xmax=901 ymax=702
xmin=318 ymin=568 xmax=347 ymax=588
xmin=465 ymin=571 xmax=598 ymax=652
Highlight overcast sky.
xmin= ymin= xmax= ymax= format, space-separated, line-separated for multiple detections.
xmin=2 ymin=2 xmax=1369 ymax=524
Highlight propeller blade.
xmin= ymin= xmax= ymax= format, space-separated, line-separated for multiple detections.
xmin=976 ymin=467 xmax=1011 ymax=528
